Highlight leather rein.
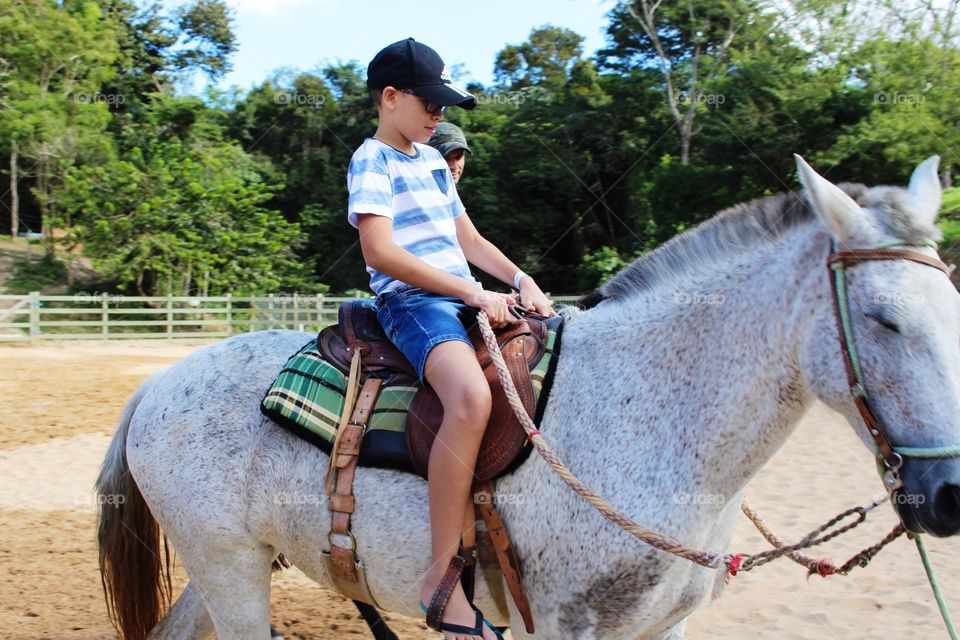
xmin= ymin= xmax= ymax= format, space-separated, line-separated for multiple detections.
xmin=827 ymin=239 xmax=960 ymax=492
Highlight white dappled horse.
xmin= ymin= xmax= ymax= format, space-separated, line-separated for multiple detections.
xmin=97 ymin=156 xmax=960 ymax=639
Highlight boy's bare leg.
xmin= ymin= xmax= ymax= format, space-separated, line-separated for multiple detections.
xmin=461 ymin=491 xmax=478 ymax=549
xmin=419 ymin=340 xmax=497 ymax=640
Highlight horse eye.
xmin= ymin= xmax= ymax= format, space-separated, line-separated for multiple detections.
xmin=865 ymin=311 xmax=901 ymax=334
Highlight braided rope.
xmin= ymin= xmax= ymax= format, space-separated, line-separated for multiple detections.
xmin=740 ymin=499 xmax=827 ymax=573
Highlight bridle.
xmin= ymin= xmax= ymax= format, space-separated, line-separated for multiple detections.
xmin=827 ymin=239 xmax=960 ymax=493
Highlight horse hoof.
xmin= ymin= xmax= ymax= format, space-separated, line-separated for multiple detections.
xmin=270 ymin=625 xmax=284 ymax=639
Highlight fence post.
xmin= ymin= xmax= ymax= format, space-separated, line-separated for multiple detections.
xmin=226 ymin=293 xmax=233 ymax=336
xmin=101 ymin=293 xmax=109 ymax=339
xmin=166 ymin=294 xmax=174 ymax=339
xmin=29 ymin=291 xmax=39 ymax=344
xmin=268 ymin=294 xmax=275 ymax=330
xmin=293 ymin=293 xmax=300 ymax=331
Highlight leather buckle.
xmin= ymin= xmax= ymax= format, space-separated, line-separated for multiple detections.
xmin=328 ymin=530 xmax=358 ymax=552
xmin=347 ymin=420 xmax=368 ymax=434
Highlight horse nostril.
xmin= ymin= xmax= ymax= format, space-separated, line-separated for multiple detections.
xmin=935 ymin=483 xmax=960 ymax=516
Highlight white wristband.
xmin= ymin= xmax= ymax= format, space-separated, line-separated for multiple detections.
xmin=513 ymin=271 xmax=528 ymax=289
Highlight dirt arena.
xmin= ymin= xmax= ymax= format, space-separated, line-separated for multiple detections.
xmin=2 ymin=339 xmax=958 ymax=639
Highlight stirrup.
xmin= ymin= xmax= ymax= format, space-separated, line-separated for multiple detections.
xmin=421 ymin=554 xmax=503 ymax=639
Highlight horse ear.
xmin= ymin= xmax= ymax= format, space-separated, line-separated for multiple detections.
xmin=794 ymin=154 xmax=863 ymax=242
xmin=908 ymin=155 xmax=942 ymax=225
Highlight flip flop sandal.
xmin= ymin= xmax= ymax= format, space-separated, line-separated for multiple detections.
xmin=419 ymin=600 xmax=503 ymax=639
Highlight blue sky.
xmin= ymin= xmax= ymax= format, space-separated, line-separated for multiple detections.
xmin=209 ymin=0 xmax=618 ymax=93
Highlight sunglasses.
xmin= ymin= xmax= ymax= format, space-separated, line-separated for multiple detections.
xmin=399 ymin=89 xmax=447 ymax=115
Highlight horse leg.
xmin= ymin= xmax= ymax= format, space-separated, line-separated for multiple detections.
xmin=171 ymin=544 xmax=276 ymax=640
xmin=148 ymin=582 xmax=214 ymax=639
xmin=352 ymin=600 xmax=399 ymax=640
xmin=651 ymin=618 xmax=687 ymax=640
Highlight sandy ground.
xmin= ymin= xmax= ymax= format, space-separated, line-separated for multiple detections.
xmin=1 ymin=339 xmax=958 ymax=640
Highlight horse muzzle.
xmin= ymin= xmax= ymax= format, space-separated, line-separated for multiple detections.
xmin=895 ymin=459 xmax=960 ymax=537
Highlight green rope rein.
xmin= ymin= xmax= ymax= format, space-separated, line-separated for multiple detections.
xmin=916 ymin=536 xmax=959 ymax=640
xmin=895 ymin=445 xmax=960 ymax=458
xmin=832 ymin=238 xmax=958 ymax=638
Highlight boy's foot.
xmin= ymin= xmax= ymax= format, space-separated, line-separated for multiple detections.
xmin=420 ymin=573 xmax=499 ymax=640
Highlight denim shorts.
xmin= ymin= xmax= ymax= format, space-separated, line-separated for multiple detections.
xmin=375 ymin=284 xmax=478 ymax=386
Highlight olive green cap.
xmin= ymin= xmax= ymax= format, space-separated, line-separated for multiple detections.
xmin=428 ymin=122 xmax=470 ymax=157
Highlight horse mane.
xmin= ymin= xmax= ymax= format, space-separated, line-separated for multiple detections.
xmin=577 ymin=182 xmax=942 ymax=308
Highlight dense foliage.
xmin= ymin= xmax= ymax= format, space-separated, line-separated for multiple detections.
xmin=2 ymin=0 xmax=958 ymax=295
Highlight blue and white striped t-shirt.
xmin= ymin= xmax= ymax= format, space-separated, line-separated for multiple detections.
xmin=347 ymin=138 xmax=483 ymax=296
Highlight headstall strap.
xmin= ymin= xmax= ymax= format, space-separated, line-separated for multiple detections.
xmin=826 ymin=242 xmax=951 ymax=474
xmin=827 ymin=249 xmax=951 ymax=276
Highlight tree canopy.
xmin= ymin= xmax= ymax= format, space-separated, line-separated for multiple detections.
xmin=2 ymin=0 xmax=958 ymax=296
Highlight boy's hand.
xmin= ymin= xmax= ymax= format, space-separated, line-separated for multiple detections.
xmin=463 ymin=289 xmax=519 ymax=329
xmin=518 ymin=278 xmax=557 ymax=317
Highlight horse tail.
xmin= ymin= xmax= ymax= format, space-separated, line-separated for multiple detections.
xmin=95 ymin=376 xmax=172 ymax=640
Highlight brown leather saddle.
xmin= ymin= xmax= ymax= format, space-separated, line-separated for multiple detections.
xmin=318 ymin=297 xmax=551 ymax=481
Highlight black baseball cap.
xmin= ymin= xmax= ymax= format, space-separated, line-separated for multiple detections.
xmin=367 ymin=38 xmax=477 ymax=110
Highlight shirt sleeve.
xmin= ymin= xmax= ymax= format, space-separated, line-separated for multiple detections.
xmin=347 ymin=151 xmax=393 ymax=229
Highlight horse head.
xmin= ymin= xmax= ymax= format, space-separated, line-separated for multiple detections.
xmin=795 ymin=154 xmax=960 ymax=537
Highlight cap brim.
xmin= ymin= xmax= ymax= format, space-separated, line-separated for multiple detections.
xmin=435 ymin=142 xmax=471 ymax=157
xmin=415 ymin=83 xmax=477 ymax=110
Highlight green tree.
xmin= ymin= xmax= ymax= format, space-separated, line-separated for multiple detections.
xmin=817 ymin=35 xmax=960 ymax=185
xmin=494 ymin=26 xmax=586 ymax=91
xmin=602 ymin=0 xmax=768 ymax=164
xmin=227 ymin=64 xmax=376 ymax=292
xmin=59 ymin=136 xmax=307 ymax=296
xmin=0 ymin=0 xmax=118 ymax=256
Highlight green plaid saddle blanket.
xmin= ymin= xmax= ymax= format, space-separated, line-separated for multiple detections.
xmin=260 ymin=329 xmax=559 ymax=473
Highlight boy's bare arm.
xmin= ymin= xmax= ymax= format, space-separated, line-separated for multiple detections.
xmin=455 ymin=212 xmax=556 ymax=316
xmin=358 ymin=213 xmax=519 ymax=325
xmin=454 ymin=212 xmax=523 ymax=287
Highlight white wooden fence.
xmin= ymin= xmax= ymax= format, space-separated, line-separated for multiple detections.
xmin=0 ymin=292 xmax=577 ymax=342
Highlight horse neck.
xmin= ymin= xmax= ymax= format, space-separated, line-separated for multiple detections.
xmin=545 ymin=224 xmax=829 ymax=504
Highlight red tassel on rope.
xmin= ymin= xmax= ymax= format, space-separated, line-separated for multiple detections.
xmin=810 ymin=558 xmax=836 ymax=578
xmin=727 ymin=554 xmax=743 ymax=576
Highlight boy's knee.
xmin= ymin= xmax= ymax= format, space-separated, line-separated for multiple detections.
xmin=446 ymin=382 xmax=491 ymax=427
